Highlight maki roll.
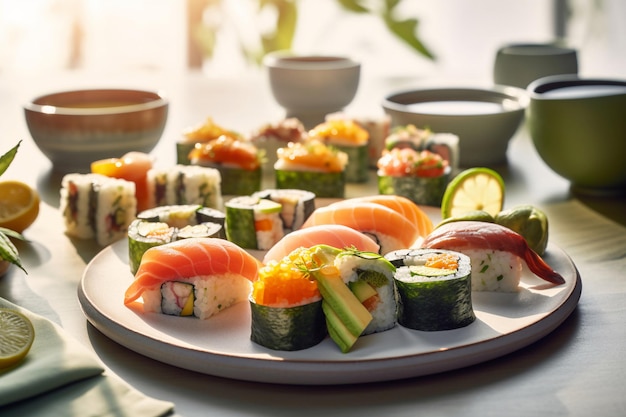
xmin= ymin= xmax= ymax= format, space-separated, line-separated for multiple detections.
xmin=274 ymin=139 xmax=347 ymax=198
xmin=60 ymin=173 xmax=137 ymax=246
xmin=377 ymin=148 xmax=451 ymax=206
xmin=385 ymin=248 xmax=475 ymax=331
xmin=124 ymin=238 xmax=259 ymax=320
xmin=309 ymin=119 xmax=370 ymax=183
xmin=129 ymin=204 xmax=226 ymax=274
xmin=250 ymin=247 xmax=326 ymax=351
xmin=176 ymin=117 xmax=239 ymax=164
xmin=249 ymin=118 xmax=307 ymax=171
xmin=146 ymin=164 xmax=222 ymax=210
xmin=224 ymin=196 xmax=284 ymax=250
xmin=384 ymin=124 xmax=460 ymax=173
xmin=188 ymin=134 xmax=263 ymax=196
xmin=137 ymin=204 xmax=225 ymax=232
xmin=334 ymin=249 xmax=397 ymax=335
xmin=252 ymin=188 xmax=315 ymax=233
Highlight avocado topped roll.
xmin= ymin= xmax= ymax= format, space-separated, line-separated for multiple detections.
xmin=385 ymin=248 xmax=475 ymax=331
xmin=334 ymin=249 xmax=397 ymax=335
xmin=274 ymin=139 xmax=347 ymax=198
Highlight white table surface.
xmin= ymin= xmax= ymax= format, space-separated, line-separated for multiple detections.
xmin=1 ymin=68 xmax=625 ymax=417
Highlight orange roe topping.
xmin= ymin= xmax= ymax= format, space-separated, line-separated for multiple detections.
xmin=309 ymin=120 xmax=369 ymax=146
xmin=188 ymin=134 xmax=261 ymax=170
xmin=253 ymin=247 xmax=321 ymax=307
xmin=183 ymin=117 xmax=239 ymax=143
xmin=424 ymin=253 xmax=459 ymax=270
xmin=276 ymin=139 xmax=347 ymax=172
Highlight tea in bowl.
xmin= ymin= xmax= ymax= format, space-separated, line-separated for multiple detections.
xmin=527 ymin=75 xmax=626 ymax=195
xmin=24 ymin=88 xmax=168 ymax=173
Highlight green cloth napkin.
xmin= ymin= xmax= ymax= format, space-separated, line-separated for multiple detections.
xmin=0 ymin=297 xmax=174 ymax=417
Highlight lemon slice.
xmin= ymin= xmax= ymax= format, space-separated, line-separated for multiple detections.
xmin=0 ymin=181 xmax=40 ymax=233
xmin=0 ymin=308 xmax=35 ymax=369
xmin=441 ymin=167 xmax=505 ymax=219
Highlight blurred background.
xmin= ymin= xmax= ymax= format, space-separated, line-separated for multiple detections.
xmin=1 ymin=0 xmax=624 ymax=81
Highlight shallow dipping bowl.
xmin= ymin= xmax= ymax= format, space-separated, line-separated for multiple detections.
xmin=382 ymin=86 xmax=528 ymax=167
xmin=24 ymin=88 xmax=168 ymax=173
xmin=527 ymin=75 xmax=626 ymax=195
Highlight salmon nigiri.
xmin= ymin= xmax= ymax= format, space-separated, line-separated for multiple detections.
xmin=301 ymin=201 xmax=421 ymax=254
xmin=124 ymin=237 xmax=260 ymax=319
xmin=421 ymin=221 xmax=565 ymax=289
xmin=347 ymin=195 xmax=434 ymax=237
xmin=262 ymin=224 xmax=381 ymax=264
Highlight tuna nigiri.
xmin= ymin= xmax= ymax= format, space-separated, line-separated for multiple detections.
xmin=421 ymin=221 xmax=565 ymax=290
xmin=124 ymin=237 xmax=260 ymax=319
xmin=263 ymin=224 xmax=381 ymax=264
xmin=301 ymin=201 xmax=421 ymax=254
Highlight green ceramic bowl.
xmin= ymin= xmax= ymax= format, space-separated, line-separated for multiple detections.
xmin=527 ymin=75 xmax=626 ymax=195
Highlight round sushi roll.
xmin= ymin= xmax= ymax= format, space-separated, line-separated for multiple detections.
xmin=334 ymin=249 xmax=397 ymax=335
xmin=377 ymin=148 xmax=451 ymax=206
xmin=252 ymin=189 xmax=315 ymax=232
xmin=137 ymin=204 xmax=225 ymax=233
xmin=274 ymin=139 xmax=347 ymax=198
xmin=309 ymin=119 xmax=370 ymax=183
xmin=129 ymin=205 xmax=226 ymax=274
xmin=146 ymin=164 xmax=223 ymax=210
xmin=224 ymin=196 xmax=284 ymax=250
xmin=385 ymin=248 xmax=475 ymax=331
xmin=250 ymin=247 xmax=326 ymax=351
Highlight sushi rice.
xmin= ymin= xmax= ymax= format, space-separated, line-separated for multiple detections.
xmin=463 ymin=249 xmax=522 ymax=292
xmin=146 ymin=164 xmax=222 ymax=210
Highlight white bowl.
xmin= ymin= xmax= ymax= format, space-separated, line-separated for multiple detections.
xmin=382 ymin=86 xmax=528 ymax=167
xmin=263 ymin=52 xmax=360 ymax=128
xmin=24 ymin=88 xmax=168 ymax=173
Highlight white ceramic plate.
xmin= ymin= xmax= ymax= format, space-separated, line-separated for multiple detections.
xmin=78 ymin=231 xmax=581 ymax=385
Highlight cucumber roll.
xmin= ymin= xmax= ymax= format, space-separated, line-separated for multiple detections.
xmin=250 ymin=247 xmax=326 ymax=351
xmin=188 ymin=134 xmax=263 ymax=196
xmin=385 ymin=248 xmax=475 ymax=331
xmin=225 ymin=196 xmax=284 ymax=250
xmin=128 ymin=220 xmax=177 ymax=274
xmin=334 ymin=249 xmax=397 ymax=335
xmin=309 ymin=119 xmax=370 ymax=183
xmin=252 ymin=189 xmax=315 ymax=232
xmin=274 ymin=139 xmax=347 ymax=198
xmin=137 ymin=204 xmax=225 ymax=237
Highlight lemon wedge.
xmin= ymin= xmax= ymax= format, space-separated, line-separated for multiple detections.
xmin=0 ymin=181 xmax=40 ymax=233
xmin=0 ymin=308 xmax=35 ymax=369
xmin=441 ymin=167 xmax=505 ymax=219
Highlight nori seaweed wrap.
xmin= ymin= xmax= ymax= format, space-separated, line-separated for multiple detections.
xmin=385 ymin=248 xmax=475 ymax=331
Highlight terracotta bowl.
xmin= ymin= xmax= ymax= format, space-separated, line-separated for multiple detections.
xmin=24 ymin=88 xmax=168 ymax=173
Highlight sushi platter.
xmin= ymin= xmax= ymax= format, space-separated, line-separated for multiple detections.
xmin=78 ymin=205 xmax=582 ymax=385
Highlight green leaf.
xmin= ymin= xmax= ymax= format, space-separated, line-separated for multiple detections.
xmin=0 ymin=140 xmax=21 ymax=177
xmin=382 ymin=13 xmax=436 ymax=60
xmin=336 ymin=0 xmax=370 ymax=13
xmin=0 ymin=232 xmax=26 ymax=273
xmin=260 ymin=0 xmax=298 ymax=60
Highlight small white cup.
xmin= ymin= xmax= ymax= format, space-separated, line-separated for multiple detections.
xmin=493 ymin=43 xmax=578 ymax=88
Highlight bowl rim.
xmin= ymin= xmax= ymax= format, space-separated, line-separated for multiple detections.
xmin=527 ymin=75 xmax=626 ymax=99
xmin=382 ymin=85 xmax=528 ymax=117
xmin=24 ymin=88 xmax=168 ymax=116
xmin=496 ymin=42 xmax=578 ymax=57
xmin=263 ymin=51 xmax=359 ymax=71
